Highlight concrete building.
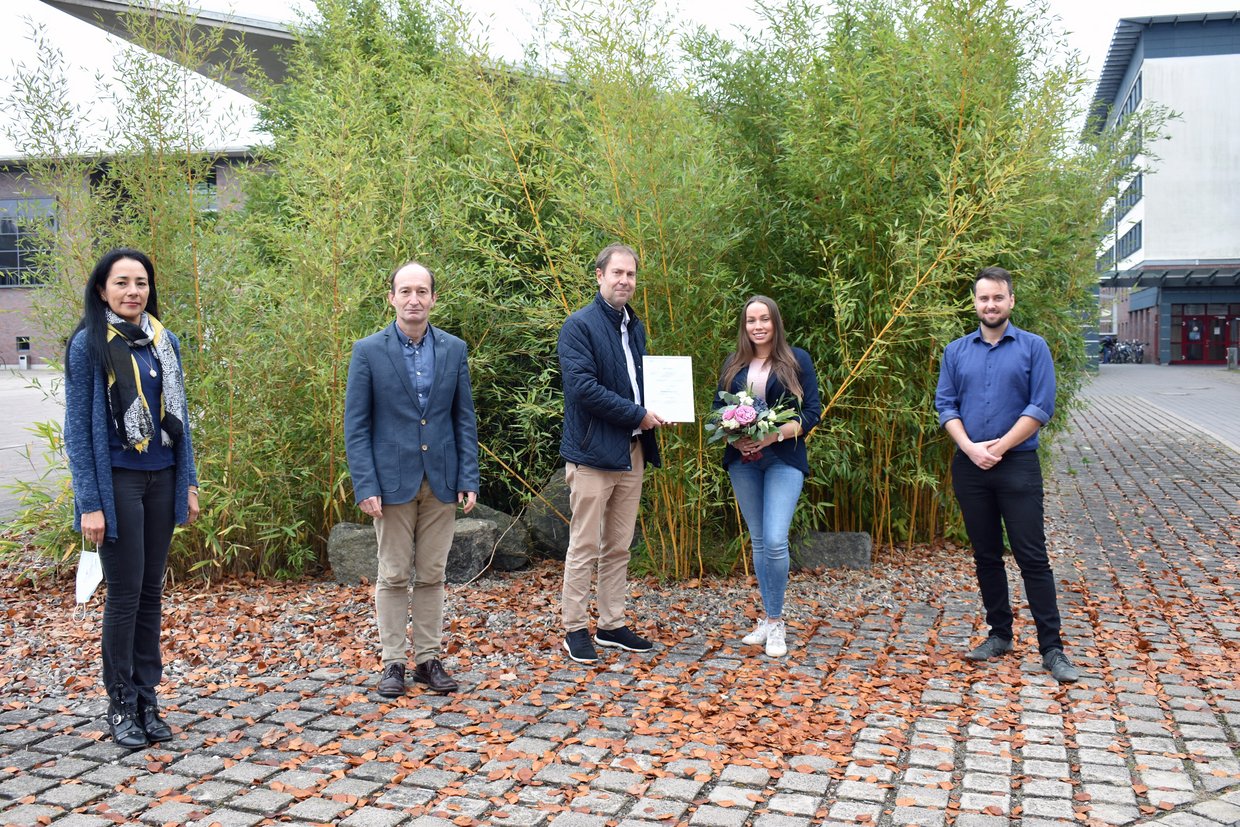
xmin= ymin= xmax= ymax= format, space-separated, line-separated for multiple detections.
xmin=0 ymin=0 xmax=291 ymax=368
xmin=1092 ymin=11 xmax=1240 ymax=365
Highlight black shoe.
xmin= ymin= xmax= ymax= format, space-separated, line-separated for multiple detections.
xmin=377 ymin=663 xmax=406 ymax=698
xmin=137 ymin=699 xmax=173 ymax=743
xmin=411 ymin=659 xmax=459 ymax=694
xmin=595 ymin=625 xmax=653 ymax=653
xmin=107 ymin=700 xmax=149 ymax=750
xmin=965 ymin=636 xmax=1013 ymax=661
xmin=563 ymin=628 xmax=598 ymax=663
xmin=1042 ymin=649 xmax=1080 ymax=683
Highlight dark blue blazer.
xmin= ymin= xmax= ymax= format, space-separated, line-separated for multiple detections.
xmin=344 ymin=322 xmax=480 ymax=506
xmin=714 ymin=346 xmax=821 ymax=475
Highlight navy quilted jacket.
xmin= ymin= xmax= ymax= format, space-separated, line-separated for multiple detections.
xmin=558 ymin=292 xmax=661 ymax=471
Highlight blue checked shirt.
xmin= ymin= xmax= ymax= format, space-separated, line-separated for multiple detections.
xmin=395 ymin=323 xmax=435 ymax=410
xmin=934 ymin=321 xmax=1055 ymax=452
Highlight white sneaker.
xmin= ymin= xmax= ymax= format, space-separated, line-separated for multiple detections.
xmin=741 ymin=618 xmax=771 ymax=645
xmin=765 ymin=620 xmax=787 ymax=657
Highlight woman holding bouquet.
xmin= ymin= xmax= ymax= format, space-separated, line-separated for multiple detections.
xmin=64 ymin=248 xmax=199 ymax=747
xmin=714 ymin=296 xmax=821 ymax=657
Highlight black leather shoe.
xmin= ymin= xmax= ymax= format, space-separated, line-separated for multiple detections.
xmin=965 ymin=636 xmax=1013 ymax=661
xmin=108 ymin=701 xmax=149 ymax=749
xmin=411 ymin=658 xmax=458 ymax=694
xmin=377 ymin=663 xmax=406 ymax=698
xmin=137 ymin=699 xmax=173 ymax=743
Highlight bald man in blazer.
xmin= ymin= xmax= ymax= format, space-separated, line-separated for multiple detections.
xmin=344 ymin=261 xmax=479 ymax=697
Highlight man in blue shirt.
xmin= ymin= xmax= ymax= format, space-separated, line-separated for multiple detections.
xmin=345 ymin=261 xmax=480 ymax=697
xmin=935 ymin=266 xmax=1078 ymax=683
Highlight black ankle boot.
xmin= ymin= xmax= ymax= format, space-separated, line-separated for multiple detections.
xmin=137 ymin=698 xmax=172 ymax=743
xmin=108 ymin=699 xmax=149 ymax=749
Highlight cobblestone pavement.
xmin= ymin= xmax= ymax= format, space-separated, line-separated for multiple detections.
xmin=1 ymin=366 xmax=1237 ymax=827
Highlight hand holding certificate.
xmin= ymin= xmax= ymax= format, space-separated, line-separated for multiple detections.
xmin=642 ymin=355 xmax=695 ymax=422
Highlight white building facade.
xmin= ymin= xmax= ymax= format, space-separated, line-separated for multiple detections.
xmin=1093 ymin=12 xmax=1240 ymax=365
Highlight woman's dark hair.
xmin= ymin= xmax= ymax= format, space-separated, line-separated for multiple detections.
xmin=64 ymin=248 xmax=159 ymax=379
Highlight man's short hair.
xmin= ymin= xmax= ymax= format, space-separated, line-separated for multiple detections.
xmin=389 ymin=260 xmax=436 ymax=293
xmin=974 ymin=265 xmax=1012 ymax=294
xmin=594 ymin=243 xmax=639 ymax=274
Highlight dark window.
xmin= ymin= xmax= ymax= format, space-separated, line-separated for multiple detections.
xmin=1116 ymin=174 xmax=1142 ymax=221
xmin=1096 ymin=245 xmax=1115 ymax=273
xmin=1116 ymin=222 xmax=1142 ymax=262
xmin=0 ymin=197 xmax=56 ymax=287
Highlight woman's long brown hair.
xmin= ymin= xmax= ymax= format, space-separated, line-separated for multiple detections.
xmin=718 ymin=295 xmax=804 ymax=401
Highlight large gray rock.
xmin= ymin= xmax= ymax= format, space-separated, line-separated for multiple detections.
xmin=327 ymin=521 xmax=378 ymax=584
xmin=326 ymin=517 xmax=510 ymax=585
xmin=446 ymin=518 xmax=497 ymax=583
xmin=522 ymin=467 xmax=572 ymax=560
xmin=458 ymin=503 xmax=532 ymax=572
xmin=791 ymin=531 xmax=872 ymax=571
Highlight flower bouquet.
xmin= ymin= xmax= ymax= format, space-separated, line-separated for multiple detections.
xmin=705 ymin=388 xmax=799 ymax=462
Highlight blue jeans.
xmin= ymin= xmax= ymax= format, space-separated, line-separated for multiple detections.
xmin=728 ymin=454 xmax=804 ymax=619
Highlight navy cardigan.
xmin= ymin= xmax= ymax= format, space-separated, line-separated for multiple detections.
xmin=714 ymin=347 xmax=821 ymax=475
xmin=65 ymin=329 xmax=199 ymax=542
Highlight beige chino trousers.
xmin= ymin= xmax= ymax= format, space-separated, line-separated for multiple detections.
xmin=561 ymin=440 xmax=645 ymax=632
xmin=374 ymin=480 xmax=455 ymax=666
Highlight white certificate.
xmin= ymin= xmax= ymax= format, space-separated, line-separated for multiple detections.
xmin=642 ymin=355 xmax=695 ymax=422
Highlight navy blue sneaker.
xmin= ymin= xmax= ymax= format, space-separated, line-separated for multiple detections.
xmin=563 ymin=628 xmax=598 ymax=663
xmin=595 ymin=626 xmax=653 ymax=652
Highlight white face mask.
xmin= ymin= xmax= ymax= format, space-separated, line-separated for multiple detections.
xmin=75 ymin=539 xmax=103 ymax=615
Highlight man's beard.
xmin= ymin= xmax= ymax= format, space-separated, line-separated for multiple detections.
xmin=979 ymin=315 xmax=1008 ymax=330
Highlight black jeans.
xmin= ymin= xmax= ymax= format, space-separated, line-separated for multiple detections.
xmin=951 ymin=450 xmax=1063 ymax=655
xmin=100 ymin=467 xmax=175 ymax=706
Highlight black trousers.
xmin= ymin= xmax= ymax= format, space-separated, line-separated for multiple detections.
xmin=100 ymin=467 xmax=175 ymax=706
xmin=951 ymin=450 xmax=1063 ymax=655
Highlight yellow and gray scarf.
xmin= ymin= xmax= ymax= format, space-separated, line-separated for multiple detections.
xmin=104 ymin=309 xmax=185 ymax=453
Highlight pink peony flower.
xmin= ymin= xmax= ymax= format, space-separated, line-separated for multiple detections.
xmin=731 ymin=404 xmax=757 ymax=426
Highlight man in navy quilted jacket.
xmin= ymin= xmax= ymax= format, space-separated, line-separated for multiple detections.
xmin=557 ymin=243 xmax=666 ymax=663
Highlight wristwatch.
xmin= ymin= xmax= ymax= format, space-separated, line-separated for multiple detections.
xmin=776 ymin=431 xmax=785 ymax=443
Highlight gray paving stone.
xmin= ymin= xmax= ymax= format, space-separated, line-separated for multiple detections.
xmin=0 ymin=803 xmax=63 ymax=825
xmin=375 ymin=785 xmax=436 ymax=808
xmin=889 ymin=805 xmax=946 ymax=826
xmin=1080 ymin=763 xmax=1132 ymax=784
xmin=958 ymin=792 xmax=1008 ymax=813
xmin=1085 ymin=803 xmax=1141 ymax=825
xmin=688 ymin=804 xmax=748 ymax=827
xmin=962 ymin=772 xmax=1007 ymax=793
xmin=720 ymin=764 xmax=770 ymax=786
xmin=231 ymin=787 xmax=295 ymax=813
xmin=1022 ymin=797 xmax=1074 ymax=819
xmin=833 ymin=780 xmax=885 ymax=802
xmin=590 ymin=769 xmax=643 ymax=793
xmin=708 ymin=784 xmax=759 ymax=809
xmin=645 ymin=776 xmax=703 ymax=800
xmin=99 ymin=792 xmax=154 ymax=816
xmin=137 ymin=801 xmax=202 ymax=824
xmin=1192 ymin=798 xmax=1240 ymax=822
xmin=828 ymin=799 xmax=882 ymax=821
xmin=0 ymin=774 xmax=58 ymax=799
xmin=776 ymin=771 xmax=832 ymax=795
xmin=896 ymin=785 xmax=949 ymax=808
xmin=953 ymin=815 xmax=1008 ymax=827
xmin=36 ymin=781 xmax=109 ymax=808
xmin=38 ymin=815 xmax=113 ymax=827
xmin=628 ymin=796 xmax=689 ymax=820
xmin=215 ymin=761 xmax=280 ymax=784
xmin=1023 ymin=779 xmax=1071 ymax=798
xmin=286 ymin=795 xmax=354 ymax=821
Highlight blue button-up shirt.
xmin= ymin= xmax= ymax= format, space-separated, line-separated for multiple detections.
xmin=934 ymin=321 xmax=1055 ymax=452
xmin=394 ymin=323 xmax=435 ymax=410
